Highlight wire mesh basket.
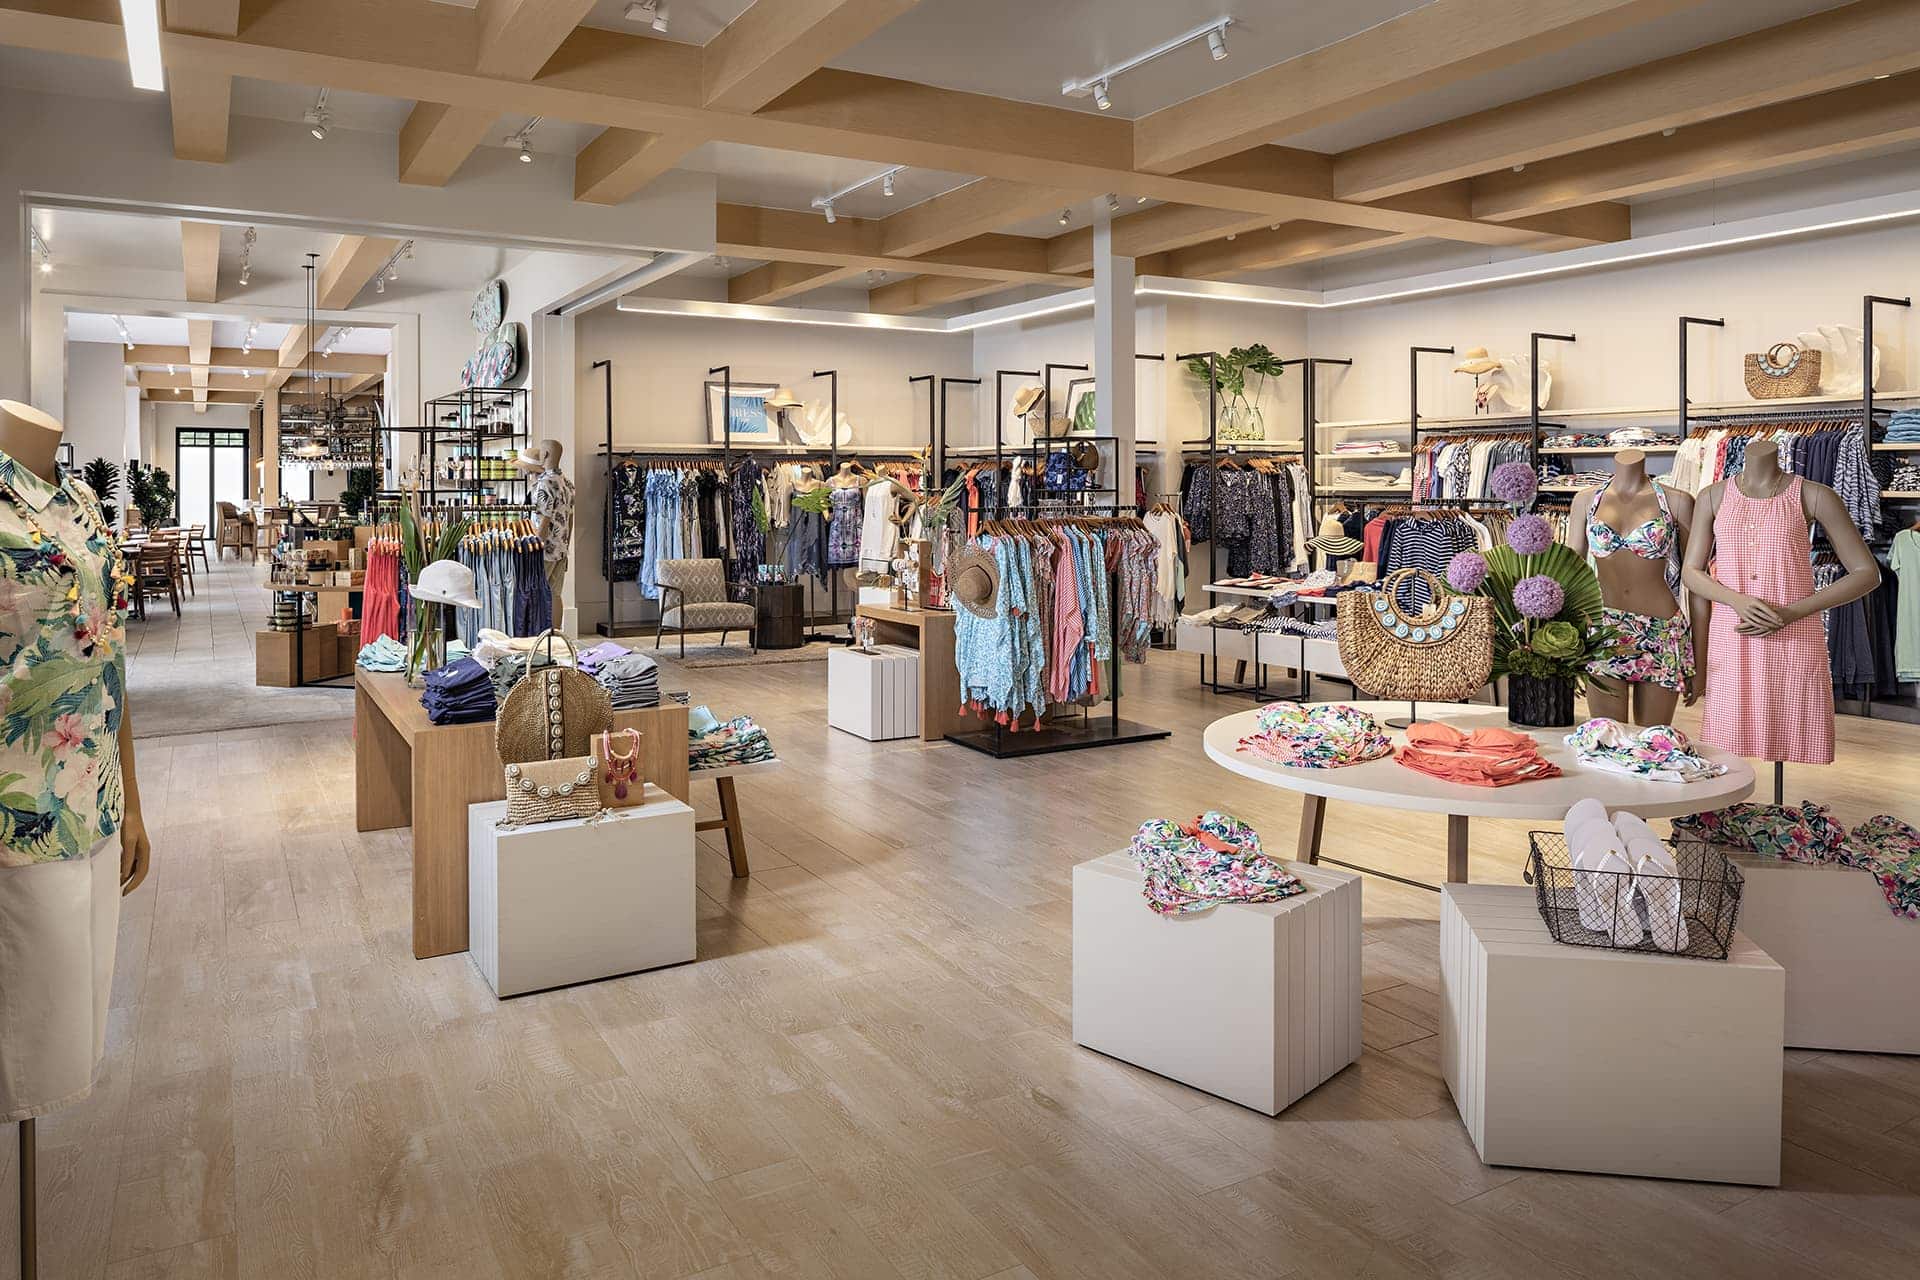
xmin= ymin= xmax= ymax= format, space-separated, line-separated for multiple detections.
xmin=1525 ymin=832 xmax=1744 ymax=961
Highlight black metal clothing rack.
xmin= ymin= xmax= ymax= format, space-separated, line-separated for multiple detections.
xmin=1678 ymin=316 xmax=1725 ymax=441
xmin=1529 ymin=332 xmax=1576 ymax=470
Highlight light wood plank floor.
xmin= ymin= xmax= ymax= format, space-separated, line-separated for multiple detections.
xmin=7 ymin=555 xmax=1920 ymax=1278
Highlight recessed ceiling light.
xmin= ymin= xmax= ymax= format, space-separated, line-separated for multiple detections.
xmin=1226 ymin=233 xmax=1236 ymax=241
xmin=1512 ymin=163 xmax=1525 ymax=173
xmin=118 ymin=0 xmax=164 ymax=91
xmin=1662 ymin=127 xmax=1677 ymax=137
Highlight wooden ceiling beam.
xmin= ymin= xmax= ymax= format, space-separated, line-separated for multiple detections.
xmin=727 ymin=262 xmax=863 ymax=304
xmin=1472 ymin=71 xmax=1920 ymax=221
xmin=180 ymin=221 xmax=222 ymax=302
xmin=400 ymin=0 xmax=597 ymax=186
xmin=1334 ymin=0 xmax=1920 ymax=202
xmin=336 ymin=372 xmax=386 ymax=397
xmin=879 ymin=179 xmax=1085 ymax=258
xmin=187 ymin=319 xmax=213 ymax=366
xmin=703 ymin=0 xmax=918 ymax=112
xmin=121 ymin=345 xmax=387 ymax=374
xmin=0 ymin=2 xmax=1632 ymax=248
xmin=574 ymin=128 xmax=708 ymax=204
xmin=1046 ymin=205 xmax=1277 ymax=276
xmin=714 ymin=204 xmax=1083 ymax=284
xmin=398 ymin=103 xmax=500 ymax=187
xmin=164 ymin=0 xmax=238 ymax=162
xmin=1135 ymin=0 xmax=1702 ymax=175
xmin=317 ymin=235 xmax=404 ymax=310
xmin=1163 ymin=222 xmax=1417 ymax=281
xmin=868 ymin=275 xmax=1012 ymax=315
xmin=140 ymin=371 xmax=298 ymax=392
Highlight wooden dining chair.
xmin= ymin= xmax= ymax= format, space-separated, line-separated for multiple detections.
xmin=132 ymin=541 xmax=180 ymax=620
xmin=185 ymin=524 xmax=210 ymax=573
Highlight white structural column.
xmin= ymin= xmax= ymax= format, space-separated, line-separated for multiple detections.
xmin=1 ymin=206 xmax=27 ymax=404
xmin=1092 ymin=213 xmax=1137 ymax=508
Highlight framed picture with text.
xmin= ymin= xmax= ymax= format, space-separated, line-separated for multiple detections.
xmin=705 ymin=381 xmax=781 ymax=444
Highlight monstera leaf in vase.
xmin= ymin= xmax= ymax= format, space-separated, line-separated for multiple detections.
xmin=1485 ymin=355 xmax=1551 ymax=413
xmin=1794 ymin=324 xmax=1880 ymax=396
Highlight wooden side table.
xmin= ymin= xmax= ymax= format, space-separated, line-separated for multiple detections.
xmin=754 ymin=583 xmax=805 ymax=649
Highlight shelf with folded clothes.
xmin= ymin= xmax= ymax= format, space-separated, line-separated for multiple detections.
xmin=1544 ymin=445 xmax=1680 ymax=455
xmin=1321 ymin=392 xmax=1920 ymax=434
xmin=1873 ymin=443 xmax=1920 ymax=451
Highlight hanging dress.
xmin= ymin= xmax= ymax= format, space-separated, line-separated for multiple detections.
xmin=1700 ymin=475 xmax=1834 ymax=764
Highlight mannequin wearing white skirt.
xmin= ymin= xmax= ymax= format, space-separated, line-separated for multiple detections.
xmin=0 ymin=400 xmax=151 ymax=1278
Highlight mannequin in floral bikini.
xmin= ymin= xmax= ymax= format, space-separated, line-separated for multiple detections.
xmin=1568 ymin=449 xmax=1704 ymax=725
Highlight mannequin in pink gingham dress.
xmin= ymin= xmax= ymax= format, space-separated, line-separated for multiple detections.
xmin=1683 ymin=442 xmax=1882 ymax=766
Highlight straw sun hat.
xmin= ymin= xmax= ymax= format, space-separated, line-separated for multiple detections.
xmin=948 ymin=545 xmax=1000 ymax=619
xmin=1453 ymin=347 xmax=1504 ymax=376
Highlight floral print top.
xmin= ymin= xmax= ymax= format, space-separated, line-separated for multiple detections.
xmin=1131 ymin=811 xmax=1304 ymax=916
xmin=0 ymin=453 xmax=129 ymax=866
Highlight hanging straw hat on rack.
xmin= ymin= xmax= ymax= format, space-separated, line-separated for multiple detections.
xmin=1305 ymin=514 xmax=1363 ymax=559
xmin=948 ymin=544 xmax=1000 ymax=620
xmin=1068 ymin=439 xmax=1102 ymax=472
xmin=764 ymin=386 xmax=803 ymax=410
xmin=1011 ymin=385 xmax=1044 ymax=417
xmin=1453 ymin=347 xmax=1503 ymax=375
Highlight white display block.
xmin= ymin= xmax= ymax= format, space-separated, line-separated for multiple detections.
xmin=1727 ymin=854 xmax=1920 ymax=1055
xmin=1072 ymin=851 xmax=1362 ymax=1115
xmin=1440 ymin=884 xmax=1784 ymax=1186
xmin=827 ymin=643 xmax=920 ymax=741
xmin=467 ymin=785 xmax=695 ymax=997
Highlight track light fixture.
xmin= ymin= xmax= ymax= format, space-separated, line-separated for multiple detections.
xmin=811 ymin=165 xmax=908 ymax=222
xmin=714 ymin=256 xmax=729 ymax=270
xmin=1136 ymin=195 xmax=1148 ymax=204
xmin=625 ymin=1 xmax=668 ymax=34
xmin=1512 ymin=163 xmax=1525 ymax=173
xmin=112 ymin=316 xmax=134 ymax=350
xmin=305 ymin=89 xmax=330 ymax=141
xmin=1107 ymin=193 xmax=1120 ymax=212
xmin=237 ymin=226 xmax=256 ymax=287
xmin=375 ymin=276 xmax=386 ymax=294
xmin=29 ymin=227 xmax=51 ymax=275
xmin=1059 ymin=209 xmax=1072 ymax=226
xmin=1062 ymin=17 xmax=1233 ymax=106
xmin=508 ymin=116 xmax=543 ymax=162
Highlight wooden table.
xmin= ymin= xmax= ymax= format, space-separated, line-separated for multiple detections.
xmin=354 ymin=670 xmax=691 ymax=958
xmin=853 ymin=603 xmax=988 ymax=742
xmin=1202 ymin=701 xmax=1755 ymax=890
xmin=266 ymin=582 xmax=360 ymax=688
xmin=691 ymin=758 xmax=780 ymax=877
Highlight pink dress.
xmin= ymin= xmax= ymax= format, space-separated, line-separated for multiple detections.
xmin=1700 ymin=475 xmax=1834 ymax=764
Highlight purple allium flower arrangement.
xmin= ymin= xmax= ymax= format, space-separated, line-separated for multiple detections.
xmin=1446 ymin=551 xmax=1489 ymax=594
xmin=1512 ymin=574 xmax=1565 ymax=620
xmin=1505 ymin=513 xmax=1553 ymax=556
xmin=1489 ymin=460 xmax=1538 ymax=507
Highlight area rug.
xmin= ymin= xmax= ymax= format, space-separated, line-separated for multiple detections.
xmin=659 ymin=642 xmax=835 ymax=669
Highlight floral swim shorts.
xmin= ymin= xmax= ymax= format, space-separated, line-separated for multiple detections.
xmin=1585 ymin=607 xmax=1694 ymax=693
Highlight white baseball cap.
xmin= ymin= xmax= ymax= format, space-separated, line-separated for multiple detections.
xmin=411 ymin=559 xmax=481 ymax=609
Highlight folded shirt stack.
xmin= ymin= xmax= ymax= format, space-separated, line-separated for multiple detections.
xmin=1541 ymin=433 xmax=1606 ymax=449
xmin=1565 ymin=718 xmax=1727 ymax=783
xmin=1332 ymin=439 xmax=1401 ymax=455
xmin=357 ymin=634 xmax=407 ymax=672
xmin=1237 ymin=702 xmax=1393 ymax=769
xmin=1888 ymin=461 xmax=1920 ymax=491
xmin=1882 ymin=409 xmax=1920 ymax=442
xmin=1130 ymin=811 xmax=1304 ymax=916
xmin=576 ymin=641 xmax=633 ymax=676
xmin=420 ymin=656 xmax=495 ymax=725
xmin=596 ymin=652 xmax=661 ymax=709
xmin=688 ymin=707 xmax=776 ymax=770
xmin=1395 ymin=721 xmax=1561 ymax=786
xmin=488 ymin=650 xmax=562 ymax=706
xmin=1607 ymin=427 xmax=1669 ymax=448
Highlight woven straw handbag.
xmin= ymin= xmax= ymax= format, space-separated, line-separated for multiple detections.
xmin=503 ymin=755 xmax=600 ymax=825
xmin=495 ymin=630 xmax=614 ymax=765
xmin=1335 ymin=568 xmax=1493 ymax=702
xmin=1744 ymin=342 xmax=1822 ymax=399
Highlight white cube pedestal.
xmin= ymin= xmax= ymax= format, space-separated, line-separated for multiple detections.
xmin=1440 ymin=884 xmax=1784 ymax=1186
xmin=1072 ymin=851 xmax=1362 ymax=1115
xmin=1728 ymin=855 xmax=1920 ymax=1055
xmin=827 ymin=644 xmax=920 ymax=741
xmin=468 ymin=784 xmax=695 ymax=997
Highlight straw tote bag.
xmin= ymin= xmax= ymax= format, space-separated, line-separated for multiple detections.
xmin=1744 ymin=342 xmax=1822 ymax=399
xmin=495 ymin=630 xmax=613 ymax=764
xmin=1336 ymin=568 xmax=1493 ymax=702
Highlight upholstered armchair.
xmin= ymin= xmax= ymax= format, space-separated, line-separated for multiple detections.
xmin=655 ymin=558 xmax=757 ymax=656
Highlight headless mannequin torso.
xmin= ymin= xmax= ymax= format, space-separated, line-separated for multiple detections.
xmin=1568 ymin=449 xmax=1703 ymax=724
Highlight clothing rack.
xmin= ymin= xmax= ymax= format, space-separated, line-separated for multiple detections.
xmin=1864 ymin=294 xmax=1912 ymax=450
xmin=1678 ymin=315 xmax=1726 ymax=440
xmin=940 ymin=376 xmax=979 ymax=481
xmin=993 ymin=368 xmax=1040 ymax=519
xmin=1531 ymin=332 xmax=1577 ymax=470
xmin=944 ymin=514 xmax=1170 ymax=759
xmin=1410 ymin=345 xmax=1455 ymax=456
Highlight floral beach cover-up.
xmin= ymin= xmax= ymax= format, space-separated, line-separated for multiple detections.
xmin=1131 ymin=811 xmax=1305 ymax=916
xmin=0 ymin=454 xmax=130 ymax=865
xmin=1671 ymin=802 xmax=1920 ymax=919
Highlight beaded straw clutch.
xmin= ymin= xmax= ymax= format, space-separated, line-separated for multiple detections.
xmin=503 ymin=755 xmax=600 ymax=825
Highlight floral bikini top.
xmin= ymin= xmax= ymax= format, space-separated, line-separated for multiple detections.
xmin=1586 ymin=478 xmax=1676 ymax=560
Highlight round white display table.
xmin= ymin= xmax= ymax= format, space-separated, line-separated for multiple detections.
xmin=1203 ymin=701 xmax=1756 ymax=888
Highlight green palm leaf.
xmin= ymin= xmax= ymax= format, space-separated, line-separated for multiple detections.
xmin=1484 ymin=543 xmax=1605 ymax=629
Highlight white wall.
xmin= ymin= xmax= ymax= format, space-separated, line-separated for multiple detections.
xmin=569 ymin=306 xmax=973 ymax=634
xmin=62 ymin=339 xmax=135 ymax=481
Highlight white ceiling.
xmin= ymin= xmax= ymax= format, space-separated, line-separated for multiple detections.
xmin=683 ymin=142 xmax=976 ymax=217
xmin=65 ymin=312 xmax=392 ymax=357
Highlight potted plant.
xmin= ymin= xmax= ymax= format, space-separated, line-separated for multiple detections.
xmin=396 ymin=501 xmax=469 ymax=683
xmin=1445 ymin=462 xmax=1613 ymax=727
xmin=126 ymin=462 xmax=177 ymax=529
xmin=342 ymin=468 xmax=377 ymax=521
xmin=1183 ymin=344 xmax=1286 ymax=441
xmin=81 ymin=457 xmax=120 ymax=526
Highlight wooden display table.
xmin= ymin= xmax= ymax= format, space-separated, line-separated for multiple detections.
xmin=354 ymin=670 xmax=691 ymax=959
xmin=261 ymin=582 xmax=360 ymax=688
xmin=853 ymin=603 xmax=987 ymax=742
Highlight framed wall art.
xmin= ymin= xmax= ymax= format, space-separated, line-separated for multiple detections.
xmin=705 ymin=381 xmax=780 ymax=443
